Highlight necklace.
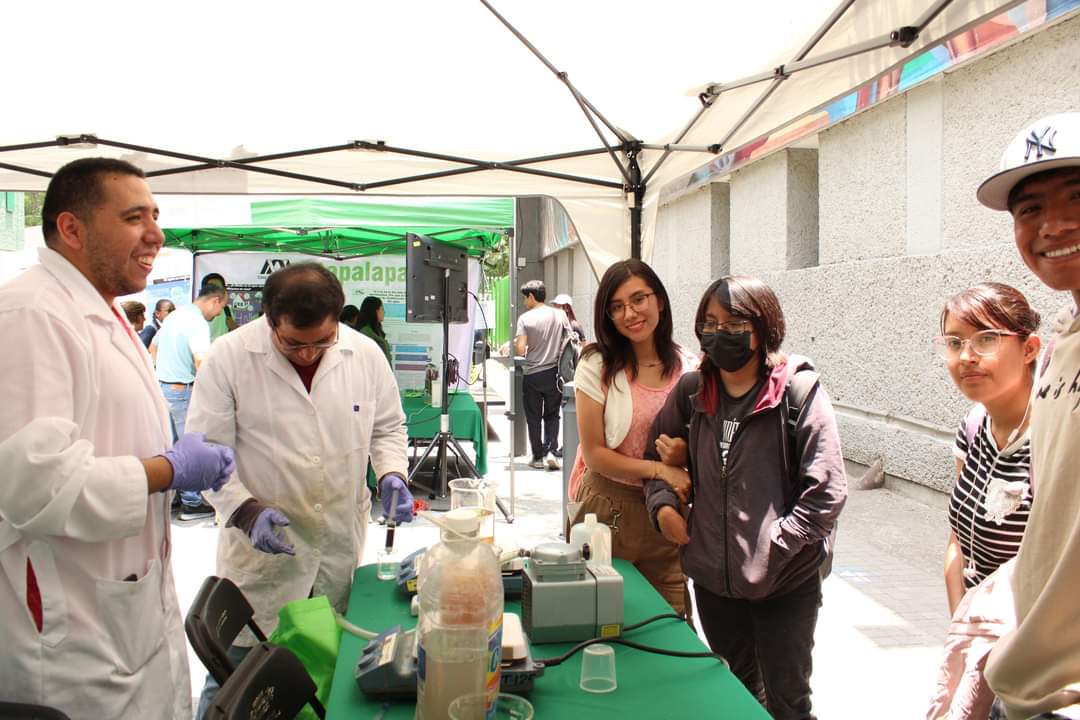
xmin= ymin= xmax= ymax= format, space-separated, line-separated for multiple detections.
xmin=962 ymin=402 xmax=1030 ymax=582
xmin=638 ymin=360 xmax=663 ymax=367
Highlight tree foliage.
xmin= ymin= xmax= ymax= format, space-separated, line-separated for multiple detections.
xmin=481 ymin=234 xmax=509 ymax=278
xmin=23 ymin=192 xmax=44 ymax=227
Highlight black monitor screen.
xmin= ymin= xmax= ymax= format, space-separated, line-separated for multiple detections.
xmin=405 ymin=232 xmax=469 ymax=324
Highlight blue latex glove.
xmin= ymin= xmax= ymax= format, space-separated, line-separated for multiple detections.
xmin=379 ymin=473 xmax=414 ymax=524
xmin=164 ymin=432 xmax=236 ymax=493
xmin=250 ymin=508 xmax=295 ymax=555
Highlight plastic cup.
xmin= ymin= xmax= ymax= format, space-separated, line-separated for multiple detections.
xmin=448 ymin=692 xmax=534 ymax=720
xmin=375 ymin=549 xmax=400 ymax=581
xmin=579 ymin=643 xmax=617 ymax=693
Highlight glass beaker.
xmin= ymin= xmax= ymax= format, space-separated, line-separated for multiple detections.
xmin=448 ymin=478 xmax=497 ymax=544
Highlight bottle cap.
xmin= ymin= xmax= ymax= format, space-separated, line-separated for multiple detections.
xmin=585 ymin=513 xmax=597 ymax=526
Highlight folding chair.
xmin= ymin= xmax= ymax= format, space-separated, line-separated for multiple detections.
xmin=184 ymin=575 xmax=268 ymax=686
xmin=0 ymin=702 xmax=71 ymax=720
xmin=203 ymin=642 xmax=325 ymax=719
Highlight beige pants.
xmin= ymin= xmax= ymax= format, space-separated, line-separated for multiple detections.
xmin=572 ymin=469 xmax=690 ymax=617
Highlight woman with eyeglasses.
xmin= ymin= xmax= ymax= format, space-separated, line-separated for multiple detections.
xmin=569 ymin=259 xmax=698 ymax=616
xmin=934 ymin=283 xmax=1040 ymax=616
xmin=925 ymin=283 xmax=1041 ymax=720
xmin=643 ymin=275 xmax=846 ymax=719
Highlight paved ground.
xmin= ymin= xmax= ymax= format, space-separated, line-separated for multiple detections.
xmin=172 ymin=361 xmax=955 ymax=718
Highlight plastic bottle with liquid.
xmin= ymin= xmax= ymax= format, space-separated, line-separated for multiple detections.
xmin=415 ymin=508 xmax=504 ymax=720
xmin=569 ymin=513 xmax=612 ymax=568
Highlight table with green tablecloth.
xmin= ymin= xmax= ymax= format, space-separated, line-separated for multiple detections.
xmin=369 ymin=393 xmax=488 ymax=489
xmin=326 ymin=559 xmax=769 ymax=718
xmin=403 ymin=391 xmax=487 ymax=476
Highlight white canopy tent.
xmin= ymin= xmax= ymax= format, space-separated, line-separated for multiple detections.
xmin=0 ymin=0 xmax=1025 ymax=276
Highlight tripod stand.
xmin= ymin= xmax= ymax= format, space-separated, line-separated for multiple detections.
xmin=407 ymin=267 xmax=513 ymax=523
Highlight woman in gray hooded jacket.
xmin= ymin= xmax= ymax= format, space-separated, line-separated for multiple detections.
xmin=644 ymin=275 xmax=847 ymax=720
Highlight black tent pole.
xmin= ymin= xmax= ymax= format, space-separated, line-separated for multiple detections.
xmin=629 ymin=148 xmax=643 ymax=260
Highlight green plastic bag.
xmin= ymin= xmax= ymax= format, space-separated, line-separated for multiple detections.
xmin=268 ymin=595 xmax=342 ymax=720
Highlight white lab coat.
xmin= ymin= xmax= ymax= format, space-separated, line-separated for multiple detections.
xmin=0 ymin=248 xmax=190 ymax=719
xmin=187 ymin=317 xmax=407 ymax=642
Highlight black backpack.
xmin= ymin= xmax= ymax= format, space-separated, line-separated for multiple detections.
xmin=555 ymin=327 xmax=582 ymax=393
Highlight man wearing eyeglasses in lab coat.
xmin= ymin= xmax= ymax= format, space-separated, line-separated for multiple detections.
xmin=186 ymin=261 xmax=413 ymax=715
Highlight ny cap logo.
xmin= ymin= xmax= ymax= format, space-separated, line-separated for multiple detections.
xmin=1024 ymin=126 xmax=1057 ymax=162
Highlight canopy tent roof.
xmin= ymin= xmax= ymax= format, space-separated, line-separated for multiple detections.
xmin=0 ymin=0 xmax=1051 ymax=276
xmin=163 ymin=197 xmax=512 ymax=259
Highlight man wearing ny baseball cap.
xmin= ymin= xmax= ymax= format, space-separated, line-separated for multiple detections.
xmin=977 ymin=113 xmax=1080 ymax=719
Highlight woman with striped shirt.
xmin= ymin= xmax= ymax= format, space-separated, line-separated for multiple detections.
xmin=934 ymin=283 xmax=1041 ymax=616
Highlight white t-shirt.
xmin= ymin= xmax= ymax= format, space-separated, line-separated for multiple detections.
xmin=985 ymin=310 xmax=1080 ymax=718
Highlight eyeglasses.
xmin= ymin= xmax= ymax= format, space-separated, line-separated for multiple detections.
xmin=606 ymin=292 xmax=656 ymax=318
xmin=932 ymin=329 xmax=1021 ymax=359
xmin=273 ymin=327 xmax=339 ymax=353
xmin=696 ymin=318 xmax=753 ymax=336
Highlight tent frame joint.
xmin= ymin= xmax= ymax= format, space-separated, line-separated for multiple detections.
xmin=891 ymin=26 xmax=919 ymax=48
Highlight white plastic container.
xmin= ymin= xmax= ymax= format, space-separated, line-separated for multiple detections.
xmin=415 ymin=509 xmax=504 ymax=720
xmin=569 ymin=513 xmax=612 ymax=568
xmin=448 ymin=478 xmax=498 ymax=544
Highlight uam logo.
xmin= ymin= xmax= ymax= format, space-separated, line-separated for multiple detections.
xmin=258 ymin=258 xmax=291 ymax=277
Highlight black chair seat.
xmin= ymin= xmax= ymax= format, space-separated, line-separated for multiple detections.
xmin=203 ymin=642 xmax=324 ymax=720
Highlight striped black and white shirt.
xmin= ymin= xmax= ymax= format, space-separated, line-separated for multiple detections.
xmin=948 ymin=413 xmax=1033 ymax=588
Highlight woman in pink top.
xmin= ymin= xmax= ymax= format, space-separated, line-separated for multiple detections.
xmin=570 ymin=259 xmax=696 ymax=615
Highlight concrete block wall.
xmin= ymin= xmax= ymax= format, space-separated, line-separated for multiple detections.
xmin=730 ymin=151 xmax=790 ymax=273
xmin=819 ymin=96 xmax=907 ymax=264
xmin=543 ymin=242 xmax=597 ymax=341
xmin=652 ymin=183 xmax=730 ymax=350
xmin=941 ymin=16 xmax=1080 ymax=252
xmin=650 ymin=13 xmax=1079 ymax=494
xmin=787 ymin=149 xmax=820 ymax=270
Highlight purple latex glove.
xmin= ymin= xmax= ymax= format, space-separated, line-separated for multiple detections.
xmin=250 ymin=507 xmax=295 ymax=555
xmin=379 ymin=473 xmax=414 ymax=524
xmin=164 ymin=432 xmax=236 ymax=493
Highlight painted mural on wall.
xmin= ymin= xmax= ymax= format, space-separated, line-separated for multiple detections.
xmin=666 ymin=0 xmax=1080 ymax=202
xmin=540 ymin=197 xmax=582 ymax=257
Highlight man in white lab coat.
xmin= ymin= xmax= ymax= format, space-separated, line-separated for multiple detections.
xmin=187 ymin=262 xmax=413 ymax=714
xmin=0 ymin=158 xmax=235 ymax=719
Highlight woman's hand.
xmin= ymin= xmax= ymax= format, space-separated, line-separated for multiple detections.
xmin=657 ymin=506 xmax=690 ymax=545
xmin=655 ymin=463 xmax=692 ymax=504
xmin=655 ymin=434 xmax=688 ymax=467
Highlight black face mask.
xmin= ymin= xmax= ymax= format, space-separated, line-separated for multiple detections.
xmin=701 ymin=330 xmax=757 ymax=372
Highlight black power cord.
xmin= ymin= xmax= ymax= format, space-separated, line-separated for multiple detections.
xmin=535 ymin=612 xmax=729 ymax=669
xmin=623 ymin=612 xmax=684 ymax=632
xmin=536 ymin=635 xmax=728 ymax=669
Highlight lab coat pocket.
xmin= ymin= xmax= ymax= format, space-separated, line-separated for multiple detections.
xmin=95 ymin=558 xmax=166 ymax=675
xmin=349 ymin=400 xmax=376 ymax=451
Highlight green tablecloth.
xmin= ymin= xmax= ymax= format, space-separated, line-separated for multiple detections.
xmin=327 ymin=559 xmax=769 ymax=718
xmin=402 ymin=392 xmax=487 ymax=476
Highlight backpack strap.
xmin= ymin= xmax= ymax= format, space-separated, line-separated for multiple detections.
xmin=785 ymin=370 xmax=820 ymax=429
xmin=676 ymin=371 xmax=701 ymax=424
xmin=780 ymin=369 xmax=834 ymax=579
xmin=1038 ymin=334 xmax=1056 ymax=377
xmin=963 ymin=404 xmax=987 ymax=449
xmin=780 ymin=369 xmax=820 ymax=482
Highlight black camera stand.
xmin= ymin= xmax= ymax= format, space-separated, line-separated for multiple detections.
xmin=407 ymin=267 xmax=513 ymax=523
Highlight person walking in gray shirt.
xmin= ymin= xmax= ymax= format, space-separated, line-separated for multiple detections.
xmin=515 ymin=280 xmax=571 ymax=470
